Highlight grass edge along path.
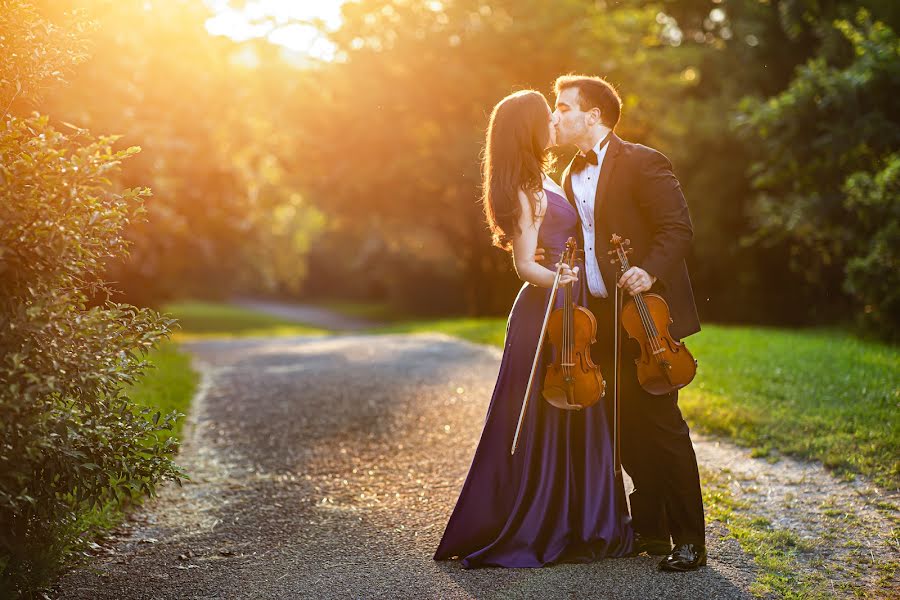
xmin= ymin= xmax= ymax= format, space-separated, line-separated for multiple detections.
xmin=178 ymin=300 xmax=898 ymax=491
xmin=374 ymin=317 xmax=899 ymax=491
xmin=701 ymin=466 xmax=818 ymax=598
xmin=702 ymin=466 xmax=849 ymax=599
xmin=164 ymin=300 xmax=331 ymax=340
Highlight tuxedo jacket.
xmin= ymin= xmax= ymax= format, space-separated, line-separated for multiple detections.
xmin=562 ymin=133 xmax=701 ymax=340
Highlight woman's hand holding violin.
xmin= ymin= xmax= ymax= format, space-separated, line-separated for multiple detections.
xmin=534 ymin=246 xmax=578 ymax=286
xmin=557 ymin=263 xmax=579 ymax=286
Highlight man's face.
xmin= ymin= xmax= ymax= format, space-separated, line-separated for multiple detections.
xmin=553 ymin=87 xmax=592 ymax=146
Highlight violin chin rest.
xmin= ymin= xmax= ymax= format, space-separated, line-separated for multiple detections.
xmin=542 ymin=387 xmax=584 ymax=411
xmin=542 ymin=387 xmax=567 ymax=405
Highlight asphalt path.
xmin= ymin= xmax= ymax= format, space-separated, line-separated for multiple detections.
xmin=55 ymin=333 xmax=756 ymax=599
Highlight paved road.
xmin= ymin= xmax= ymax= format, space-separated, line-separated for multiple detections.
xmin=55 ymin=334 xmax=755 ymax=599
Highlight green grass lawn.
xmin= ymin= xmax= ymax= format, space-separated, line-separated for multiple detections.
xmin=162 ymin=300 xmax=330 ymax=339
xmin=310 ymin=299 xmax=410 ymax=323
xmin=129 ymin=340 xmax=199 ymax=440
xmin=679 ymin=326 xmax=899 ymax=489
xmin=382 ymin=318 xmax=900 ymax=490
xmin=373 ymin=317 xmax=509 ymax=346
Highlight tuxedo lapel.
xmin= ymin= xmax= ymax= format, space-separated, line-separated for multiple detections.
xmin=562 ymin=159 xmax=576 ymax=209
xmin=593 ymin=133 xmax=621 ymax=224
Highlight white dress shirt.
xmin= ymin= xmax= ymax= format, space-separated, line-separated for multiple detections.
xmin=570 ymin=137 xmax=611 ymax=297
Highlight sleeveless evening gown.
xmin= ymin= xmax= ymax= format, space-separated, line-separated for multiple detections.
xmin=433 ymin=178 xmax=634 ymax=568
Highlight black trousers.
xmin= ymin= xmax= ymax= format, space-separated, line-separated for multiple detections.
xmin=586 ymin=291 xmax=705 ymax=546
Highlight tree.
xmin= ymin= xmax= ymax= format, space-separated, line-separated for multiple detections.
xmin=288 ymin=0 xmax=690 ymax=315
xmin=737 ymin=11 xmax=900 ymax=336
xmin=40 ymin=0 xmax=325 ymax=304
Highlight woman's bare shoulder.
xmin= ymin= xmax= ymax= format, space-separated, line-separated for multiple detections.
xmin=518 ymin=187 xmax=547 ymax=219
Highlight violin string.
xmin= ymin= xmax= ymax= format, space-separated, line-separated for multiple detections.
xmin=635 ymin=294 xmax=664 ymax=362
xmin=621 ymin=247 xmax=661 ymax=352
xmin=563 ymin=269 xmax=567 ymax=377
xmin=561 ymin=248 xmax=565 ymax=377
xmin=569 ymin=246 xmax=574 ymax=377
xmin=568 ymin=246 xmax=571 ymax=375
xmin=619 ymin=247 xmax=650 ymax=345
xmin=561 ymin=249 xmax=568 ymax=378
xmin=619 ymin=245 xmax=663 ymax=361
xmin=571 ymin=246 xmax=576 ymax=375
xmin=634 ymin=295 xmax=657 ymax=340
xmin=639 ymin=295 xmax=660 ymax=338
xmin=634 ymin=294 xmax=661 ymax=357
xmin=643 ymin=296 xmax=662 ymax=349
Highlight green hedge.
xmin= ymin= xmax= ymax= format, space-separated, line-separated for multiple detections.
xmin=1 ymin=7 xmax=190 ymax=587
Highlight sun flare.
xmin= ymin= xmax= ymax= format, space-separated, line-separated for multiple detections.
xmin=204 ymin=0 xmax=346 ymax=60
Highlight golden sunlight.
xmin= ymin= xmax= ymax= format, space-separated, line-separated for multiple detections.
xmin=204 ymin=0 xmax=346 ymax=60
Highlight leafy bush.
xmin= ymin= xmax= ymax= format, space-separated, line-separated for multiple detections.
xmin=0 ymin=2 xmax=183 ymax=594
xmin=0 ymin=112 xmax=184 ymax=596
xmin=842 ymin=153 xmax=900 ymax=339
xmin=737 ymin=12 xmax=900 ymax=337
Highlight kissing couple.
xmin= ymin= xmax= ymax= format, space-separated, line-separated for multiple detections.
xmin=433 ymin=74 xmax=706 ymax=573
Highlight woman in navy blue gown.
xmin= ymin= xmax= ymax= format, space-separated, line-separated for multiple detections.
xmin=433 ymin=90 xmax=633 ymax=568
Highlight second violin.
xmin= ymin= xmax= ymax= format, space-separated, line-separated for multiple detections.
xmin=609 ymin=234 xmax=697 ymax=395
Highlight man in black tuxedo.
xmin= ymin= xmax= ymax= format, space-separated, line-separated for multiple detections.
xmin=550 ymin=74 xmax=706 ymax=571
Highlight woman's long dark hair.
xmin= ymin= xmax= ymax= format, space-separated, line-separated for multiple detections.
xmin=482 ymin=90 xmax=555 ymax=252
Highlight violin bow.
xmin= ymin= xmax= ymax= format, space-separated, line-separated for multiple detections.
xmin=613 ymin=266 xmax=623 ymax=480
xmin=510 ymin=246 xmax=570 ymax=455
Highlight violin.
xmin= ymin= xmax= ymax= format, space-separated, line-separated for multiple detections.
xmin=510 ymin=237 xmax=605 ymax=455
xmin=609 ymin=234 xmax=697 ymax=395
xmin=542 ymin=237 xmax=605 ymax=410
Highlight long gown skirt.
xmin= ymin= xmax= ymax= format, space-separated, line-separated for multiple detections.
xmin=433 ymin=269 xmax=634 ymax=568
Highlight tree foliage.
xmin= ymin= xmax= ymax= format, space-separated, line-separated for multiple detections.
xmin=287 ymin=0 xmax=694 ymax=315
xmin=24 ymin=0 xmax=325 ymax=304
xmin=282 ymin=0 xmax=898 ymax=338
xmin=738 ymin=11 xmax=900 ymax=336
xmin=842 ymin=153 xmax=900 ymax=337
xmin=8 ymin=0 xmax=896 ymax=347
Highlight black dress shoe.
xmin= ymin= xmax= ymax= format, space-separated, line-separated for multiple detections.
xmin=633 ymin=533 xmax=672 ymax=556
xmin=658 ymin=543 xmax=707 ymax=571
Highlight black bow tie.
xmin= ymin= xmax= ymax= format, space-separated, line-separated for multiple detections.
xmin=571 ymin=133 xmax=613 ymax=174
xmin=571 ymin=149 xmax=598 ymax=173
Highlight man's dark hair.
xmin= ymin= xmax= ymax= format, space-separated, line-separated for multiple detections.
xmin=554 ymin=75 xmax=622 ymax=129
